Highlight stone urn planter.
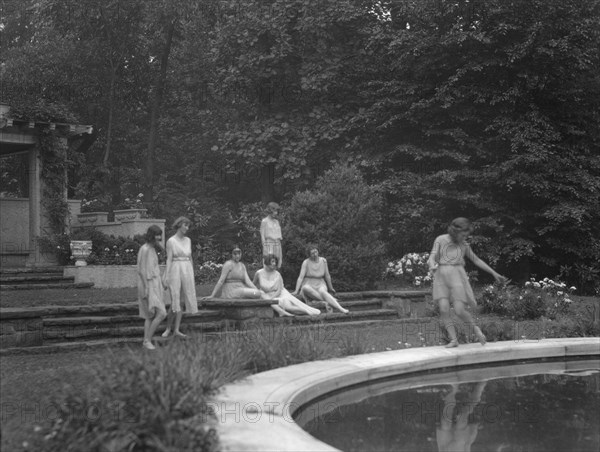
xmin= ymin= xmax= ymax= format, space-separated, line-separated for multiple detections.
xmin=113 ymin=208 xmax=147 ymax=222
xmin=77 ymin=211 xmax=109 ymax=225
xmin=70 ymin=240 xmax=93 ymax=266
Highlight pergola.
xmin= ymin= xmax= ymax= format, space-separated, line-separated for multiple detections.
xmin=0 ymin=104 xmax=93 ymax=267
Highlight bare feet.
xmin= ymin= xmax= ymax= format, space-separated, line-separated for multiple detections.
xmin=174 ymin=331 xmax=187 ymax=338
xmin=142 ymin=340 xmax=156 ymax=350
xmin=161 ymin=329 xmax=171 ymax=338
xmin=476 ymin=331 xmax=487 ymax=346
xmin=445 ymin=340 xmax=459 ymax=348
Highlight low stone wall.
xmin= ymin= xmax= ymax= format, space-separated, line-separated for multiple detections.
xmin=64 ymin=265 xmax=166 ymax=288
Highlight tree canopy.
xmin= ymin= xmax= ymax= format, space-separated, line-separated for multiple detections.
xmin=1 ymin=0 xmax=598 ymax=285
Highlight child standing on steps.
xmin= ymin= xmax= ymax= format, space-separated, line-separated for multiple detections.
xmin=428 ymin=217 xmax=508 ymax=347
xmin=137 ymin=225 xmax=167 ymax=350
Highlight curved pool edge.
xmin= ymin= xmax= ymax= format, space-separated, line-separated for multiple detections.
xmin=212 ymin=338 xmax=600 ymax=452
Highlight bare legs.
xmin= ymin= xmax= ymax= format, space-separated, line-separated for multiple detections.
xmin=143 ymin=311 xmax=167 ymax=350
xmin=439 ymin=298 xmax=486 ymax=347
xmin=301 ymin=286 xmax=348 ymax=314
xmin=162 ymin=308 xmax=186 ymax=338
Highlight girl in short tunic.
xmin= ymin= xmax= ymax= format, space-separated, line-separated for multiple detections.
xmin=293 ymin=245 xmax=349 ymax=314
xmin=162 ymin=217 xmax=198 ymax=338
xmin=260 ymin=202 xmax=283 ymax=268
xmin=254 ymin=254 xmax=321 ymax=316
xmin=137 ymin=225 xmax=167 ymax=350
xmin=428 ymin=217 xmax=508 ymax=347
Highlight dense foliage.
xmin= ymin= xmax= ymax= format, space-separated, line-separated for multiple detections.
xmin=283 ymin=164 xmax=386 ymax=290
xmin=1 ymin=0 xmax=599 ymax=290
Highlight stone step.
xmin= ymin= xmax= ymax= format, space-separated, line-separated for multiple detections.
xmin=0 ymin=317 xmax=440 ymax=356
xmin=0 ymin=266 xmax=64 ymax=275
xmin=0 ymin=282 xmax=94 ymax=290
xmin=0 ymin=275 xmax=75 ymax=284
xmin=289 ymin=308 xmax=398 ymax=324
xmin=308 ymin=298 xmax=383 ymax=311
xmin=43 ymin=320 xmax=227 ymax=343
xmin=43 ymin=310 xmax=222 ymax=328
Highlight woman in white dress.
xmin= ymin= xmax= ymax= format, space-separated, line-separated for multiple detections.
xmin=162 ymin=216 xmax=198 ymax=338
xmin=254 ymin=254 xmax=321 ymax=317
xmin=292 ymin=245 xmax=349 ymax=314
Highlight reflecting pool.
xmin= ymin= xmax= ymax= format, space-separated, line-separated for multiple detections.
xmin=297 ymin=358 xmax=600 ymax=452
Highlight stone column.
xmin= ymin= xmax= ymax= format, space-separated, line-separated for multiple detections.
xmin=25 ymin=145 xmax=42 ymax=267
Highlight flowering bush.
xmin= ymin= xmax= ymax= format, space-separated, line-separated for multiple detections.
xmin=480 ymin=277 xmax=575 ymax=320
xmin=385 ymin=252 xmax=432 ymax=287
xmin=195 ymin=261 xmax=224 ymax=285
xmin=80 ymin=198 xmax=110 ymax=213
xmin=87 ymin=239 xmax=140 ymax=265
xmin=116 ymin=193 xmax=144 ymax=210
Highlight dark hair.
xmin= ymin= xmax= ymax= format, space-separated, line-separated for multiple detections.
xmin=263 ymin=254 xmax=279 ymax=266
xmin=232 ymin=246 xmax=242 ymax=254
xmin=448 ymin=217 xmax=473 ymax=242
xmin=172 ymin=216 xmax=191 ymax=230
xmin=145 ymin=225 xmax=163 ymax=244
xmin=306 ymin=244 xmax=319 ymax=257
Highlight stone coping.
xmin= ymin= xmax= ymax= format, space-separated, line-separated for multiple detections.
xmin=203 ymin=298 xmax=275 ymax=308
xmin=213 ymin=337 xmax=600 ymax=452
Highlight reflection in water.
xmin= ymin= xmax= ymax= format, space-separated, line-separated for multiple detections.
xmin=298 ymin=360 xmax=600 ymax=452
xmin=436 ymin=382 xmax=486 ymax=452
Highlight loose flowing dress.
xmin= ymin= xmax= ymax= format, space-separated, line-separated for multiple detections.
xmin=430 ymin=234 xmax=477 ymax=307
xmin=220 ymin=262 xmax=252 ymax=299
xmin=261 ymin=216 xmax=282 ymax=266
xmin=164 ymin=236 xmax=198 ymax=314
xmin=137 ymin=244 xmax=166 ymax=319
xmin=255 ymin=268 xmax=320 ymax=315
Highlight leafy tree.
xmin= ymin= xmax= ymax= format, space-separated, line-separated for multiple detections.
xmin=283 ymin=164 xmax=386 ymax=290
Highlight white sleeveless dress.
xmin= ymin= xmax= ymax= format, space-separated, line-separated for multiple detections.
xmin=164 ymin=236 xmax=198 ymax=314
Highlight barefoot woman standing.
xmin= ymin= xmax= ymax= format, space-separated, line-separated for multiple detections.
xmin=428 ymin=218 xmax=508 ymax=347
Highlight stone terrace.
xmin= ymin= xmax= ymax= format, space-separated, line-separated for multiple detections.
xmin=0 ymin=290 xmax=431 ymax=353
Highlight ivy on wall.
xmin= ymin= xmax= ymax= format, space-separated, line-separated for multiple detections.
xmin=39 ymin=131 xmax=70 ymax=235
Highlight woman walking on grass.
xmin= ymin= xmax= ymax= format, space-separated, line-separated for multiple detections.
xmin=137 ymin=225 xmax=167 ymax=350
xmin=428 ymin=217 xmax=508 ymax=347
xmin=162 ymin=216 xmax=198 ymax=338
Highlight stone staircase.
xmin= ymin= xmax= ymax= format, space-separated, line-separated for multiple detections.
xmin=0 ymin=290 xmax=430 ymax=353
xmin=0 ymin=267 xmax=94 ymax=290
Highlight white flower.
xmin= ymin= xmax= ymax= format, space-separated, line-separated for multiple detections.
xmin=525 ymin=281 xmax=531 ymax=287
xmin=533 ymin=282 xmax=541 ymax=288
xmin=570 ymin=286 xmax=577 ymax=291
xmin=556 ymin=291 xmax=563 ymax=296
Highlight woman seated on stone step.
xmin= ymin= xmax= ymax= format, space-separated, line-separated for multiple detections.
xmin=203 ymin=247 xmax=266 ymax=300
xmin=292 ymin=244 xmax=349 ymax=314
xmin=254 ymin=254 xmax=321 ymax=317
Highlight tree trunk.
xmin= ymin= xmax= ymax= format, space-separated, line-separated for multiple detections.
xmin=144 ymin=20 xmax=176 ymax=207
xmin=260 ymin=163 xmax=275 ymax=203
xmin=102 ymin=66 xmax=117 ymax=167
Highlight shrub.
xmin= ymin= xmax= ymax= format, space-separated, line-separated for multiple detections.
xmin=30 ymin=337 xmax=249 ymax=452
xmin=283 ymin=164 xmax=386 ymax=291
xmin=480 ymin=278 xmax=575 ymax=320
